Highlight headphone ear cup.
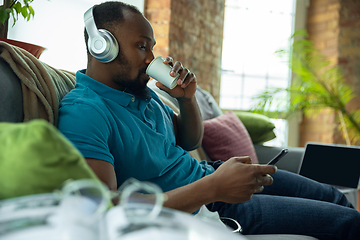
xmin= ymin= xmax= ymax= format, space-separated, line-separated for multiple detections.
xmin=88 ymin=29 xmax=119 ymax=63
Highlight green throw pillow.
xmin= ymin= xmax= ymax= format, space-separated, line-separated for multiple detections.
xmin=234 ymin=111 xmax=276 ymax=144
xmin=0 ymin=119 xmax=100 ymax=200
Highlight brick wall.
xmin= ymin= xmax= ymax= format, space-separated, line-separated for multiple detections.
xmin=145 ymin=0 xmax=225 ymax=102
xmin=338 ymin=0 xmax=360 ymax=114
xmin=145 ymin=0 xmax=171 ymax=59
xmin=301 ymin=0 xmax=360 ymax=146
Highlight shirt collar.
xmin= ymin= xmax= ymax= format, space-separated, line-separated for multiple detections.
xmin=76 ymin=69 xmax=153 ymax=107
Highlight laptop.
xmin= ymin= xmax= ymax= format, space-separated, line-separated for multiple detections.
xmin=299 ymin=142 xmax=360 ymax=189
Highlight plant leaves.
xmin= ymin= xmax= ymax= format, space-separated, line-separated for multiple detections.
xmin=10 ymin=8 xmax=17 ymax=27
xmin=251 ymin=30 xmax=360 ymax=144
xmin=1 ymin=0 xmax=36 ymax=29
xmin=0 ymin=9 xmax=9 ymax=24
xmin=14 ymin=2 xmax=22 ymax=14
xmin=21 ymin=6 xmax=28 ymax=18
xmin=29 ymin=6 xmax=34 ymax=16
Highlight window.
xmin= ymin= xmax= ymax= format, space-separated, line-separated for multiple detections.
xmin=220 ymin=0 xmax=297 ymax=147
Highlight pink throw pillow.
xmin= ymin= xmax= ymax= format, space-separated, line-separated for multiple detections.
xmin=202 ymin=111 xmax=259 ymax=164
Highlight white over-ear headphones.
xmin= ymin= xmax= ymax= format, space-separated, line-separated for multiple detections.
xmin=84 ymin=7 xmax=119 ymax=63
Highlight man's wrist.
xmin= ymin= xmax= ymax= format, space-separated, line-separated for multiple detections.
xmin=176 ymin=95 xmax=197 ymax=105
xmin=195 ymin=174 xmax=219 ymax=204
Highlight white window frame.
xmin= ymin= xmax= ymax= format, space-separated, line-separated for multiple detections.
xmin=219 ymin=0 xmax=309 ymax=147
xmin=287 ymin=0 xmax=309 ymax=147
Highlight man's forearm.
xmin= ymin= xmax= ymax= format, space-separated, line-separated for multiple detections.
xmin=176 ymin=96 xmax=204 ymax=151
xmin=163 ymin=174 xmax=215 ymax=213
xmin=163 ymin=157 xmax=277 ymax=213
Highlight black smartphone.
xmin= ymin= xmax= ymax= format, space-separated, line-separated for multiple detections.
xmin=267 ymin=149 xmax=289 ymax=165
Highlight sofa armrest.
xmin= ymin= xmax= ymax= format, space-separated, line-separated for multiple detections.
xmin=0 ymin=58 xmax=23 ymax=122
xmin=254 ymin=144 xmax=305 ymax=174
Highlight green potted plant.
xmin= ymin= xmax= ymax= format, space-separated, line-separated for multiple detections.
xmin=252 ymin=30 xmax=360 ymax=145
xmin=0 ymin=0 xmax=45 ymax=58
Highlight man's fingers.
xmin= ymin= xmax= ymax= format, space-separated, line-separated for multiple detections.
xmin=253 ymin=173 xmax=272 ymax=194
xmin=254 ymin=185 xmax=264 ymax=193
xmin=155 ymin=81 xmax=171 ymax=92
xmin=170 ymin=61 xmax=183 ymax=77
xmin=163 ymin=56 xmax=173 ymax=66
xmin=179 ymin=72 xmax=196 ymax=88
xmin=228 ymin=156 xmax=252 ymax=164
xmin=257 ymin=174 xmax=274 ymax=186
xmin=257 ymin=164 xmax=277 ymax=175
xmin=177 ymin=67 xmax=190 ymax=85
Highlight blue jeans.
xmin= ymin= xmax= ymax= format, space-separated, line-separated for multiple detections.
xmin=206 ymin=169 xmax=360 ymax=240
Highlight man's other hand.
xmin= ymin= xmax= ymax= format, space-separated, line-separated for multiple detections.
xmin=206 ymin=156 xmax=277 ymax=203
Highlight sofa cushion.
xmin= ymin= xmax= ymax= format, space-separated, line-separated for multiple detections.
xmin=202 ymin=111 xmax=259 ymax=164
xmin=235 ymin=111 xmax=276 ymax=144
xmin=195 ymin=85 xmax=223 ymax=120
xmin=193 ymin=85 xmax=276 ymax=144
xmin=148 ymin=81 xmax=223 ymax=121
xmin=0 ymin=119 xmax=99 ymax=200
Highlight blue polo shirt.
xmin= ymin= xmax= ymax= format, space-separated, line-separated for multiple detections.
xmin=58 ymin=70 xmax=214 ymax=192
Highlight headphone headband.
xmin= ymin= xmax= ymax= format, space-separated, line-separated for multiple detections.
xmin=84 ymin=8 xmax=100 ymax=40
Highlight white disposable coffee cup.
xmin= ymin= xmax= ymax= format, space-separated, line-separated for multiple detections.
xmin=146 ymin=56 xmax=179 ymax=89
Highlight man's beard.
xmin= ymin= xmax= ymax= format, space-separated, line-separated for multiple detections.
xmin=115 ymin=74 xmax=151 ymax=99
xmin=113 ymin=52 xmax=151 ymax=99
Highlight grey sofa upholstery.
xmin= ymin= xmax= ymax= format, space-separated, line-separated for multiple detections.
xmin=254 ymin=144 xmax=304 ymax=174
xmin=0 ymin=58 xmax=23 ymax=122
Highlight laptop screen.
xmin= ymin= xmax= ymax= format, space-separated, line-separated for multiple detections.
xmin=299 ymin=143 xmax=360 ymax=189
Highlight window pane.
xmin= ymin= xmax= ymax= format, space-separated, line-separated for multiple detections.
xmin=220 ymin=71 xmax=243 ymax=109
xmin=268 ymin=78 xmax=289 ymax=89
xmin=268 ymin=57 xmax=291 ymax=79
xmin=220 ymin=0 xmax=296 ymax=147
xmin=243 ymin=76 xmax=267 ymax=98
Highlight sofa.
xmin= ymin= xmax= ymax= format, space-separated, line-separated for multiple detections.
xmin=0 ymin=43 xmax=320 ymax=239
xmin=147 ymin=80 xmax=358 ymax=206
xmin=147 ymin=80 xmax=305 ymax=173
